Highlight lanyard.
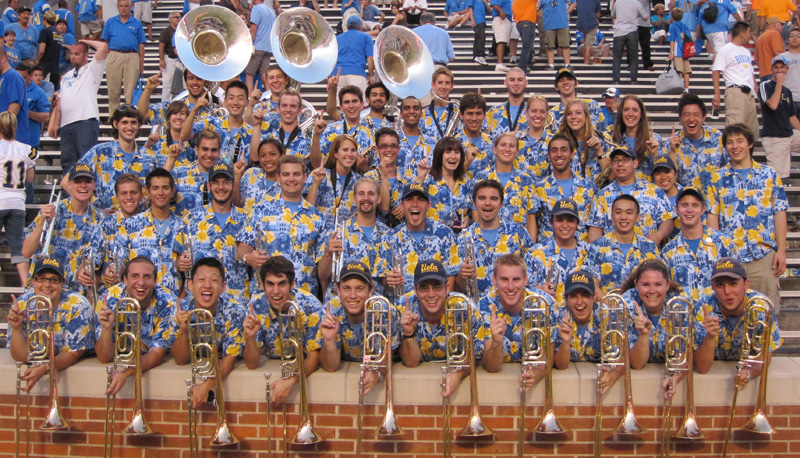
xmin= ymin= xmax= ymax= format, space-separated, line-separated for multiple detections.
xmin=331 ymin=169 xmax=354 ymax=209
xmin=429 ymin=103 xmax=453 ymax=137
xmin=278 ymin=126 xmax=300 ymax=150
xmin=506 ymin=101 xmax=525 ymax=132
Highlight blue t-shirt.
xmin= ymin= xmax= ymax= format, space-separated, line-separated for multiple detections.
xmin=55 ymin=8 xmax=76 ymax=36
xmin=6 ymin=23 xmax=39 ymax=60
xmin=471 ymin=0 xmax=487 ymax=24
xmin=361 ymin=4 xmax=381 ymax=21
xmin=285 ymin=200 xmax=302 ymax=214
xmin=668 ymin=22 xmax=693 ymax=58
xmin=685 ymin=236 xmax=701 ymax=255
xmin=700 ymin=0 xmax=736 ymax=34
xmin=413 ymin=24 xmax=455 ymax=64
xmin=618 ymin=183 xmax=634 ymax=195
xmin=561 ymin=246 xmax=577 ymax=264
xmin=490 ymin=0 xmax=512 ymax=18
xmin=734 ymin=168 xmax=750 ymax=181
xmin=361 ymin=224 xmax=375 ymax=241
xmin=2 ymin=7 xmax=17 ymax=27
xmin=0 ymin=68 xmax=29 ymax=145
xmin=667 ymin=193 xmax=677 ymax=209
xmin=619 ymin=242 xmax=633 ymax=255
xmin=250 ymin=3 xmax=276 ymax=52
xmin=409 ymin=229 xmax=425 ymax=244
xmin=556 ymin=177 xmax=574 ymax=197
xmin=101 ymin=15 xmax=146 ymax=52
xmin=575 ymin=0 xmax=601 ymax=32
xmin=77 ymin=0 xmax=100 ymax=22
xmin=4 ymin=46 xmax=20 ymax=68
xmin=153 ymin=215 xmax=174 ymax=239
xmin=540 ymin=0 xmax=574 ymax=31
xmin=215 ymin=211 xmax=231 ymax=228
xmin=497 ymin=172 xmax=512 ymax=187
xmin=59 ymin=33 xmax=76 ymax=68
xmin=482 ymin=226 xmax=499 ymax=246
xmin=674 ymin=0 xmax=700 ymax=31
xmin=25 ymin=82 xmax=50 ymax=149
xmin=333 ymin=29 xmax=374 ymax=78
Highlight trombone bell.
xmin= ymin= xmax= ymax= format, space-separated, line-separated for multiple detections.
xmin=535 ymin=409 xmax=566 ymax=435
xmin=457 ymin=415 xmax=494 ymax=439
xmin=674 ymin=413 xmax=705 ymax=440
xmin=125 ymin=410 xmax=155 ymax=435
xmin=290 ymin=420 xmax=323 ymax=445
xmin=615 ymin=404 xmax=646 ymax=436
xmin=41 ymin=397 xmax=70 ymax=430
xmin=210 ymin=418 xmax=242 ymax=446
xmin=377 ymin=409 xmax=401 ymax=436
xmin=741 ymin=410 xmax=775 ymax=435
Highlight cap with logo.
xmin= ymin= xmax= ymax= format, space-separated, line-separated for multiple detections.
xmin=209 ymin=162 xmax=235 ymax=181
xmin=711 ymin=257 xmax=747 ymax=280
xmin=676 ymin=187 xmax=704 ymax=203
xmin=69 ymin=163 xmax=95 ymax=181
xmin=552 ymin=198 xmax=580 ymax=219
xmin=555 ymin=67 xmax=577 ymax=84
xmin=602 ymin=87 xmax=620 ymax=98
xmin=414 ymin=259 xmax=447 ymax=285
xmin=772 ymin=55 xmax=789 ymax=66
xmin=609 ymin=147 xmax=636 ymax=159
xmin=650 ymin=154 xmax=676 ymax=175
xmin=401 ymin=182 xmax=429 ymax=201
xmin=565 ymin=270 xmax=595 ymax=296
xmin=33 ymin=256 xmax=65 ymax=280
xmin=338 ymin=261 xmax=373 ymax=285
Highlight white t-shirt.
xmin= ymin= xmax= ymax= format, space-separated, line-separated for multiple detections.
xmin=780 ymin=51 xmax=800 ymax=101
xmin=713 ymin=42 xmax=755 ymax=91
xmin=0 ymin=140 xmax=35 ymax=211
xmin=59 ymin=56 xmax=108 ymax=127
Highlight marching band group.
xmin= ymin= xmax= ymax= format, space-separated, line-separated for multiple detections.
xmin=4 ymin=46 xmax=785 ymax=456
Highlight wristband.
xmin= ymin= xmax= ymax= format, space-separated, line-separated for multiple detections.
xmin=402 ymin=329 xmax=416 ymax=339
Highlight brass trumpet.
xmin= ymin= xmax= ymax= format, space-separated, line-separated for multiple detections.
xmin=15 ymin=295 xmax=70 ymax=457
xmin=464 ymin=237 xmax=479 ymax=304
xmin=278 ymin=301 xmax=323 ymax=448
xmin=186 ymin=308 xmax=242 ymax=458
xmin=519 ymin=293 xmax=565 ymax=458
xmin=104 ymin=298 xmax=156 ymax=458
xmin=722 ymin=296 xmax=776 ymax=457
xmin=356 ymin=295 xmax=402 ymax=457
xmin=594 ymin=292 xmax=645 ymax=458
xmin=391 ymin=253 xmax=405 ymax=300
xmin=442 ymin=293 xmax=493 ymax=458
xmin=661 ymin=296 xmax=704 ymax=458
xmin=330 ymin=209 xmax=345 ymax=284
xmin=80 ymin=246 xmax=98 ymax=306
xmin=39 ymin=185 xmax=61 ymax=257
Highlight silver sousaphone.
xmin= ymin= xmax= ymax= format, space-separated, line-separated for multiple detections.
xmin=270 ymin=7 xmax=338 ymax=84
xmin=373 ymin=26 xmax=434 ymax=100
xmin=175 ymin=5 xmax=254 ymax=82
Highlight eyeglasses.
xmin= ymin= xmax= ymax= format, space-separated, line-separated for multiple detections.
xmin=378 ymin=143 xmax=399 ymax=150
xmin=33 ymin=276 xmax=63 ymax=285
xmin=611 ymin=157 xmax=634 ymax=165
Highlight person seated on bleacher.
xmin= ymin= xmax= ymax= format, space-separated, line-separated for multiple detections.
xmin=555 ymin=100 xmax=613 ymax=184
xmin=452 ymin=92 xmax=494 ymax=178
xmin=312 ymin=85 xmax=372 ymax=171
xmin=182 ymin=81 xmax=252 ymax=165
xmin=396 ymin=96 xmax=437 ymax=183
xmin=137 ymin=69 xmax=217 ymax=126
xmin=576 ymin=27 xmax=610 ymax=63
xmin=550 ymin=67 xmax=608 ymax=132
xmin=610 ymin=94 xmax=665 ymax=178
xmin=234 ymin=138 xmax=284 ymax=212
xmin=144 ymin=100 xmax=197 ymax=168
xmin=7 ymin=256 xmax=94 ymax=392
xmin=252 ymin=88 xmax=311 ymax=162
xmin=485 ymin=68 xmax=528 ymax=141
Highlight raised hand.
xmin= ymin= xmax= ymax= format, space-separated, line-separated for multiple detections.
xmin=243 ymin=303 xmax=260 ymax=339
xmin=7 ymin=295 xmax=22 ymax=330
xmin=633 ymin=302 xmax=652 ymax=336
xmin=559 ymin=312 xmax=573 ymax=343
xmin=669 ymin=124 xmax=681 ymax=153
xmin=98 ymin=296 xmax=114 ymax=331
xmin=489 ymin=304 xmax=505 ymax=345
xmin=703 ymin=306 xmax=719 ymax=339
xmin=400 ymin=307 xmax=419 ymax=337
xmin=145 ymin=71 xmax=162 ymax=90
xmin=320 ymin=301 xmax=339 ymax=342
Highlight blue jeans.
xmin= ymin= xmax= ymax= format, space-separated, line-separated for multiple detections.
xmin=60 ymin=118 xmax=99 ymax=174
xmin=612 ymin=31 xmax=639 ymax=83
xmin=517 ymin=20 xmax=536 ymax=70
xmin=0 ymin=209 xmax=27 ymax=263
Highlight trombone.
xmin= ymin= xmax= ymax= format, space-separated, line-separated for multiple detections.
xmin=330 ymin=209 xmax=345 ymax=284
xmin=431 ymin=95 xmax=461 ymax=138
xmin=661 ymin=296 xmax=704 ymax=458
xmin=519 ymin=293 xmax=565 ymax=458
xmin=594 ymin=291 xmax=645 ymax=458
xmin=356 ymin=295 xmax=402 ymax=457
xmin=39 ymin=184 xmax=61 ymax=257
xmin=186 ymin=308 xmax=242 ymax=458
xmin=80 ymin=246 xmax=98 ymax=306
xmin=442 ymin=293 xmax=493 ymax=458
xmin=464 ymin=238 xmax=479 ymax=304
xmin=722 ymin=296 xmax=776 ymax=457
xmin=103 ymin=298 xmax=156 ymax=458
xmin=278 ymin=301 xmax=323 ymax=450
xmin=15 ymin=295 xmax=70 ymax=457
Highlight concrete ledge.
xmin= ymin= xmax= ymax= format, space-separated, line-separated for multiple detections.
xmin=2 ymin=350 xmax=799 ymax=407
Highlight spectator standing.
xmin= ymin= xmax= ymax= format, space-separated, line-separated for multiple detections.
xmin=470 ymin=0 xmax=490 ymax=66
xmin=611 ymin=0 xmax=647 ymax=85
xmin=332 ymin=16 xmax=374 ymax=96
xmin=490 ymin=0 xmax=514 ymax=72
xmin=246 ymin=0 xmax=276 ymax=94
xmin=57 ymin=19 xmax=76 ymax=76
xmin=101 ymin=0 xmax=146 ymax=115
xmin=747 ymin=0 xmax=761 ymax=34
xmin=31 ymin=0 xmax=51 ymax=33
xmin=758 ymin=56 xmax=800 ymax=179
xmin=54 ymin=1 xmax=76 ymax=36
xmin=712 ymin=21 xmax=759 ymax=142
xmin=77 ymin=0 xmax=103 ymax=39
xmin=539 ymin=0 xmax=575 ymax=70
xmin=0 ymin=48 xmax=28 ymax=146
xmin=158 ymin=11 xmax=180 ymax=103
xmin=36 ymin=12 xmax=62 ymax=90
xmin=4 ymin=30 xmax=20 ymax=68
xmin=415 ymin=13 xmax=455 ymax=67
xmin=758 ymin=0 xmax=796 ymax=36
xmin=7 ymin=6 xmax=39 ymax=67
xmin=698 ymin=0 xmax=741 ymax=61
xmin=781 ymin=28 xmax=800 ymax=114
xmin=668 ymin=7 xmax=694 ymax=90
xmin=16 ymin=62 xmax=50 ymax=150
xmin=132 ymin=0 xmax=158 ymax=41
xmin=513 ymin=0 xmax=537 ymax=71
xmin=637 ymin=0 xmax=653 ymax=70
xmin=47 ymin=39 xmax=108 ymax=173
xmin=575 ymin=0 xmax=601 ymax=64
xmin=755 ymin=18 xmax=785 ymax=81
xmin=2 ymin=0 xmax=18 ymax=29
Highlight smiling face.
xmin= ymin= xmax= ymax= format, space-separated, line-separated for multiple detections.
xmin=527 ymin=99 xmax=548 ymax=131
xmin=196 ymin=137 xmax=221 ymax=172
xmin=566 ymin=290 xmax=593 ymax=326
xmin=340 ymin=92 xmax=364 ymax=123
xmin=278 ymin=161 xmax=306 ymax=199
xmin=505 ymin=69 xmax=528 ymax=98
xmin=114 ymin=116 xmax=140 ymax=143
xmin=401 ymin=98 xmax=422 ymax=126
xmin=278 ymin=93 xmax=301 ymax=125
xmin=267 ymin=68 xmax=289 ymax=95
xmin=611 ymin=198 xmax=640 ymax=236
xmin=565 ymin=104 xmax=586 ymax=132
xmin=552 ymin=214 xmax=579 ymax=245
xmin=725 ymin=132 xmax=753 ymax=168
xmin=72 ymin=176 xmax=96 ymax=205
xmin=432 ymin=73 xmax=454 ymax=99
xmin=492 ymin=263 xmax=528 ymax=313
xmin=621 ymin=98 xmax=643 ymax=133
xmin=610 ymin=153 xmax=637 ymax=182
xmin=354 ymin=180 xmax=380 ymax=216
xmin=460 ymin=107 xmax=485 ymax=136
xmin=556 ymin=75 xmax=577 ymax=98
xmin=635 ymin=269 xmax=669 ymax=315
xmin=210 ymin=176 xmax=233 ymax=205
xmin=334 ymin=138 xmax=358 ymax=171
xmin=147 ymin=176 xmax=174 ymax=211
xmin=652 ymin=168 xmax=677 ymax=194
xmin=336 ymin=277 xmax=373 ymax=321
xmin=494 ymin=134 xmax=519 ymax=167
xmin=712 ymin=276 xmax=749 ymax=317
xmin=116 ymin=181 xmax=143 ymax=217
xmin=679 ymin=103 xmax=706 ymax=140
xmin=676 ymin=194 xmax=705 ymax=230
xmin=377 ymin=134 xmax=399 ymax=165
xmin=263 ymin=273 xmax=294 ymax=312
xmin=547 ymin=138 xmax=574 ymax=174
xmin=367 ymin=86 xmax=388 ymax=112
xmin=474 ymin=185 xmax=502 ymax=224
xmin=224 ymin=86 xmax=247 ymax=117
xmin=414 ymin=279 xmax=447 ymax=319
xmin=440 ymin=146 xmax=462 ymax=175
xmin=185 ymin=73 xmax=207 ymax=98
xmin=188 ymin=265 xmax=225 ymax=311
xmin=259 ymin=142 xmax=282 ymax=175
xmin=167 ymin=108 xmax=189 ymax=131
xmin=402 ymin=194 xmax=429 ymax=230
xmin=124 ymin=261 xmax=156 ymax=306
xmin=32 ymin=270 xmax=64 ymax=305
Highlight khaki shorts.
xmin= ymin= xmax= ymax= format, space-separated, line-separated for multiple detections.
xmin=80 ymin=20 xmax=102 ymax=35
xmin=673 ymin=57 xmax=692 ymax=74
xmin=245 ymin=50 xmax=272 ymax=76
xmin=133 ymin=1 xmax=152 ymax=23
xmin=545 ymin=27 xmax=570 ymax=49
xmin=492 ymin=16 xmax=513 ymax=44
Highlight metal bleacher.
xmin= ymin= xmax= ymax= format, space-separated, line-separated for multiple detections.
xmin=1 ymin=0 xmax=799 ymax=352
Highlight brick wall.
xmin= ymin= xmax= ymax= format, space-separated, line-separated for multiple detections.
xmin=2 ymin=397 xmax=799 ymax=457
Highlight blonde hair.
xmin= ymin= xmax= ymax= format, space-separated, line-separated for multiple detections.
xmin=0 ymin=111 xmax=17 ymax=140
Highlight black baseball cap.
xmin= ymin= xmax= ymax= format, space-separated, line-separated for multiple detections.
xmin=711 ymin=257 xmax=747 ymax=281
xmin=609 ymin=147 xmax=636 ymax=159
xmin=33 ymin=256 xmax=65 ymax=280
xmin=17 ymin=6 xmax=31 ymax=13
xmin=555 ymin=67 xmax=577 ymax=84
xmin=209 ymin=162 xmax=234 ymax=181
xmin=651 ymin=154 xmax=676 ymax=174
xmin=401 ymin=182 xmax=429 ymax=201
xmin=69 ymin=163 xmax=95 ymax=181
xmin=338 ymin=261 xmax=373 ymax=285
xmin=414 ymin=259 xmax=446 ymax=285
xmin=552 ymin=198 xmax=580 ymax=219
xmin=676 ymin=187 xmax=704 ymax=203
xmin=565 ymin=270 xmax=595 ymax=296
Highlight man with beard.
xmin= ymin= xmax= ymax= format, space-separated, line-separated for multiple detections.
xmin=253 ymin=88 xmax=311 ymax=161
xmin=397 ymin=259 xmax=486 ymax=398
xmin=378 ymin=183 xmax=460 ymax=299
xmin=174 ymin=257 xmax=251 ymax=408
xmin=176 ymin=163 xmax=249 ymax=300
xmin=549 ymin=68 xmax=607 ymax=131
xmin=117 ymin=168 xmax=185 ymax=296
xmin=485 ymin=68 xmax=528 ymax=140
xmin=168 ymin=129 xmax=221 ymax=217
xmin=137 ymin=69 xmax=217 ymax=126
xmin=396 ymin=97 xmax=437 ymax=182
xmin=589 ymin=194 xmax=660 ymax=294
xmin=76 ymin=105 xmax=156 ymax=211
xmin=182 ymin=81 xmax=252 ymax=165
xmin=95 ymin=256 xmax=177 ymax=395
xmin=535 ymin=134 xmax=598 ymax=241
xmin=456 ymin=179 xmax=534 ymax=299
xmin=242 ymin=255 xmax=323 ymax=406
xmin=311 ymin=85 xmax=372 ymax=170
xmin=47 ymin=39 xmax=108 ymax=173
xmin=665 ymin=93 xmax=726 ymax=188
xmin=318 ymin=261 xmax=401 ymax=395
xmin=453 ymin=92 xmax=494 ymax=177
xmin=318 ymin=177 xmax=390 ymax=299
xmin=237 ymin=155 xmax=326 ymax=296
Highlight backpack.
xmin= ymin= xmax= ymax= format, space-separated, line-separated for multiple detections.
xmin=702 ymin=2 xmax=719 ymax=23
xmin=683 ymin=36 xmax=697 ymax=59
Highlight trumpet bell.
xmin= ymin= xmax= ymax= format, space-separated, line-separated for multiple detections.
xmin=290 ymin=420 xmax=324 ymax=445
xmin=40 ymin=400 xmax=70 ymax=430
xmin=271 ymin=8 xmax=338 ymax=84
xmin=124 ymin=410 xmax=156 ymax=435
xmin=374 ymin=26 xmax=434 ymax=99
xmin=673 ymin=413 xmax=705 ymax=440
xmin=456 ymin=414 xmax=495 ymax=440
xmin=176 ymin=6 xmax=254 ymax=82
xmin=534 ymin=408 xmax=568 ymax=435
xmin=210 ymin=418 xmax=243 ymax=446
xmin=741 ymin=410 xmax=775 ymax=435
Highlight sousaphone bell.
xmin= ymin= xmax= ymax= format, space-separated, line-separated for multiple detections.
xmin=175 ymin=6 xmax=254 ymax=82
xmin=374 ymin=26 xmax=434 ymax=99
xmin=270 ymin=7 xmax=338 ymax=84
